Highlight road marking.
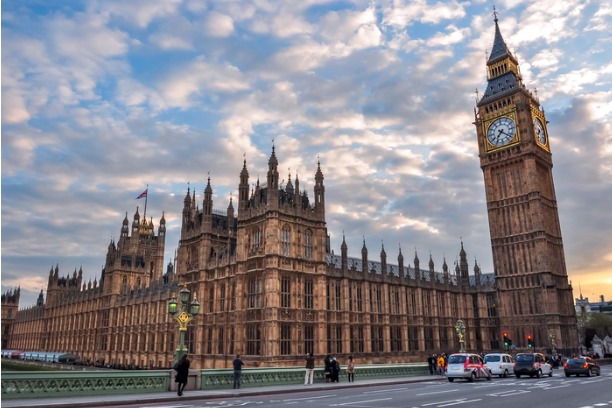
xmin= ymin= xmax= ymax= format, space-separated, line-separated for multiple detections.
xmin=421 ymin=398 xmax=467 ymax=406
xmin=416 ymin=389 xmax=458 ymax=396
xmin=364 ymin=387 xmax=409 ymax=394
xmin=281 ymin=395 xmax=336 ymax=401
xmin=330 ymin=398 xmax=392 ymax=406
xmin=437 ymin=399 xmax=482 ymax=407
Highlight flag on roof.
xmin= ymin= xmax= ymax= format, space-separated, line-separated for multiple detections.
xmin=136 ymin=189 xmax=148 ymax=199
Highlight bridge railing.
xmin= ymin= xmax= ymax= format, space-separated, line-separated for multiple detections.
xmin=2 ymin=363 xmax=429 ymax=400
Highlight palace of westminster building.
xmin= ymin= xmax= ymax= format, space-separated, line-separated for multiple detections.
xmin=1 ymin=17 xmax=578 ymax=369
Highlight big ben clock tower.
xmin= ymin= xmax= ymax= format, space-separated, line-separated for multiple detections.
xmin=475 ymin=11 xmax=578 ymax=351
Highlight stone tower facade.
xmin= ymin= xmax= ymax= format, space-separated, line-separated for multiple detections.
xmin=473 ymin=13 xmax=578 ymax=350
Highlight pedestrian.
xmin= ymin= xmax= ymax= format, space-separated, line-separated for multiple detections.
xmin=331 ymin=355 xmax=340 ymax=383
xmin=324 ymin=354 xmax=332 ymax=382
xmin=304 ymin=352 xmax=315 ymax=385
xmin=427 ymin=354 xmax=436 ymax=375
xmin=436 ymin=354 xmax=445 ymax=376
xmin=174 ymin=354 xmax=190 ymax=397
xmin=347 ymin=355 xmax=355 ymax=382
xmin=233 ymin=354 xmax=244 ymax=389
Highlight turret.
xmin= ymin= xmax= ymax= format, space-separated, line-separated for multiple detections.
xmin=414 ymin=251 xmax=420 ymax=281
xmin=380 ymin=243 xmax=387 ymax=275
xmin=341 ymin=234 xmax=348 ymax=272
xmin=314 ymin=159 xmax=325 ymax=215
xmin=132 ymin=207 xmax=140 ymax=234
xmin=203 ymin=176 xmax=213 ymax=218
xmin=397 ymin=246 xmax=405 ymax=278
xmin=429 ymin=253 xmax=435 ymax=282
xmin=238 ymin=158 xmax=249 ymax=213
xmin=361 ymin=238 xmax=368 ymax=273
xmin=267 ymin=146 xmax=279 ymax=207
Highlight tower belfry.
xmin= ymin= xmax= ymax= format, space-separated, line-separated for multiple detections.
xmin=474 ymin=10 xmax=578 ymax=350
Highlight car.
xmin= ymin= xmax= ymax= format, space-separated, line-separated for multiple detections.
xmin=484 ymin=353 xmax=514 ymax=378
xmin=563 ymin=356 xmax=601 ymax=377
xmin=513 ymin=352 xmax=553 ymax=378
xmin=446 ymin=353 xmax=492 ymax=382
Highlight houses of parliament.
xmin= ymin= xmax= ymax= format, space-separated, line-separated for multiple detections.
xmin=1 ymin=16 xmax=578 ymax=369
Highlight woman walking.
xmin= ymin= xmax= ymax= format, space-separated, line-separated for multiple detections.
xmin=347 ymin=355 xmax=355 ymax=382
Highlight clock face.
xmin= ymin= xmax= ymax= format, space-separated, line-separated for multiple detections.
xmin=487 ymin=117 xmax=517 ymax=147
xmin=534 ymin=118 xmax=547 ymax=145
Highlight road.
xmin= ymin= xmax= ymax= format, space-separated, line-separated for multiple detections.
xmin=107 ymin=368 xmax=612 ymax=408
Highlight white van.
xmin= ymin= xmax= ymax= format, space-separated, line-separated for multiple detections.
xmin=484 ymin=353 xmax=514 ymax=377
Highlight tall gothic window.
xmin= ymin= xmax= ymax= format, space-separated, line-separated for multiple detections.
xmin=408 ymin=326 xmax=419 ymax=351
xmin=371 ymin=326 xmax=383 ymax=352
xmin=252 ymin=228 xmax=262 ymax=252
xmin=220 ymin=283 xmax=226 ymax=312
xmin=281 ymin=276 xmax=291 ymax=308
xmin=247 ymin=276 xmax=262 ymax=309
xmin=357 ymin=287 xmax=363 ymax=312
xmin=304 ymin=230 xmax=312 ymax=260
xmin=390 ymin=326 xmax=402 ymax=352
xmin=281 ymin=226 xmax=291 ymax=256
xmin=304 ymin=279 xmax=313 ymax=309
xmin=280 ymin=324 xmax=291 ymax=355
xmin=208 ymin=286 xmax=215 ymax=313
xmin=246 ymin=324 xmax=261 ymax=355
xmin=304 ymin=324 xmax=314 ymax=355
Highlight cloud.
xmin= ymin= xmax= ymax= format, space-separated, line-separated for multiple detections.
xmin=2 ymin=1 xmax=611 ymax=308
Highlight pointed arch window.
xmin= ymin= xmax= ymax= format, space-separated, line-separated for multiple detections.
xmin=281 ymin=225 xmax=291 ymax=256
xmin=304 ymin=229 xmax=312 ymax=260
xmin=252 ymin=228 xmax=262 ymax=252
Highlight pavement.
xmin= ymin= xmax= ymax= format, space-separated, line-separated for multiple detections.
xmin=2 ymin=374 xmax=445 ymax=408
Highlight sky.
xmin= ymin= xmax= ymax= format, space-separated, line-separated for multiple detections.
xmin=2 ymin=0 xmax=611 ymax=309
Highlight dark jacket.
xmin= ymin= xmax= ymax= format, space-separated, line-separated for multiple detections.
xmin=174 ymin=357 xmax=190 ymax=384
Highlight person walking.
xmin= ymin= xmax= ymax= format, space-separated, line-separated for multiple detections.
xmin=304 ymin=352 xmax=315 ymax=385
xmin=427 ymin=354 xmax=436 ymax=375
xmin=324 ymin=354 xmax=332 ymax=382
xmin=174 ymin=354 xmax=190 ymax=397
xmin=436 ymin=354 xmax=445 ymax=376
xmin=346 ymin=355 xmax=355 ymax=382
xmin=330 ymin=355 xmax=340 ymax=383
xmin=232 ymin=354 xmax=245 ymax=389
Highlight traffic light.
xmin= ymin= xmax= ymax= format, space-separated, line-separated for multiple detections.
xmin=503 ymin=331 xmax=509 ymax=348
xmin=527 ymin=335 xmax=534 ymax=348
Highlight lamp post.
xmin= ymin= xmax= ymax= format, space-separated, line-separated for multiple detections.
xmin=168 ymin=286 xmax=200 ymax=363
xmin=455 ymin=319 xmax=466 ymax=353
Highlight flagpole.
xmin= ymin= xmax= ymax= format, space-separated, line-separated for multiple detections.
xmin=144 ymin=184 xmax=148 ymax=219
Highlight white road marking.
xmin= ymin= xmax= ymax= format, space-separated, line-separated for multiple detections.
xmin=330 ymin=397 xmax=392 ymax=406
xmin=421 ymin=398 xmax=467 ymax=406
xmin=437 ymin=399 xmax=482 ymax=407
xmin=416 ymin=389 xmax=458 ymax=396
xmin=364 ymin=387 xmax=409 ymax=394
xmin=281 ymin=394 xmax=336 ymax=401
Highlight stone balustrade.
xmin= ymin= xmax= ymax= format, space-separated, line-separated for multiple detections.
xmin=2 ymin=363 xmax=429 ymax=399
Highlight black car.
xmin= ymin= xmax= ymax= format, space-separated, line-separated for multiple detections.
xmin=564 ymin=356 xmax=601 ymax=377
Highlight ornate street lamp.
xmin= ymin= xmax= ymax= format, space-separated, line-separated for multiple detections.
xmin=168 ymin=286 xmax=199 ymax=362
xmin=455 ymin=319 xmax=466 ymax=353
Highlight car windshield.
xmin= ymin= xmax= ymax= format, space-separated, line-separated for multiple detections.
xmin=516 ymin=354 xmax=534 ymax=362
xmin=448 ymin=355 xmax=467 ymax=364
xmin=484 ymin=355 xmax=500 ymax=362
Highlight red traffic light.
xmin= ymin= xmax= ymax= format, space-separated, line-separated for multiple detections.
xmin=527 ymin=335 xmax=532 ymax=340
xmin=503 ymin=332 xmax=508 ymax=337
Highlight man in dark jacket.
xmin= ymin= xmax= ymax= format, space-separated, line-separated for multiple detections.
xmin=174 ymin=355 xmax=190 ymax=396
xmin=233 ymin=354 xmax=245 ymax=389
